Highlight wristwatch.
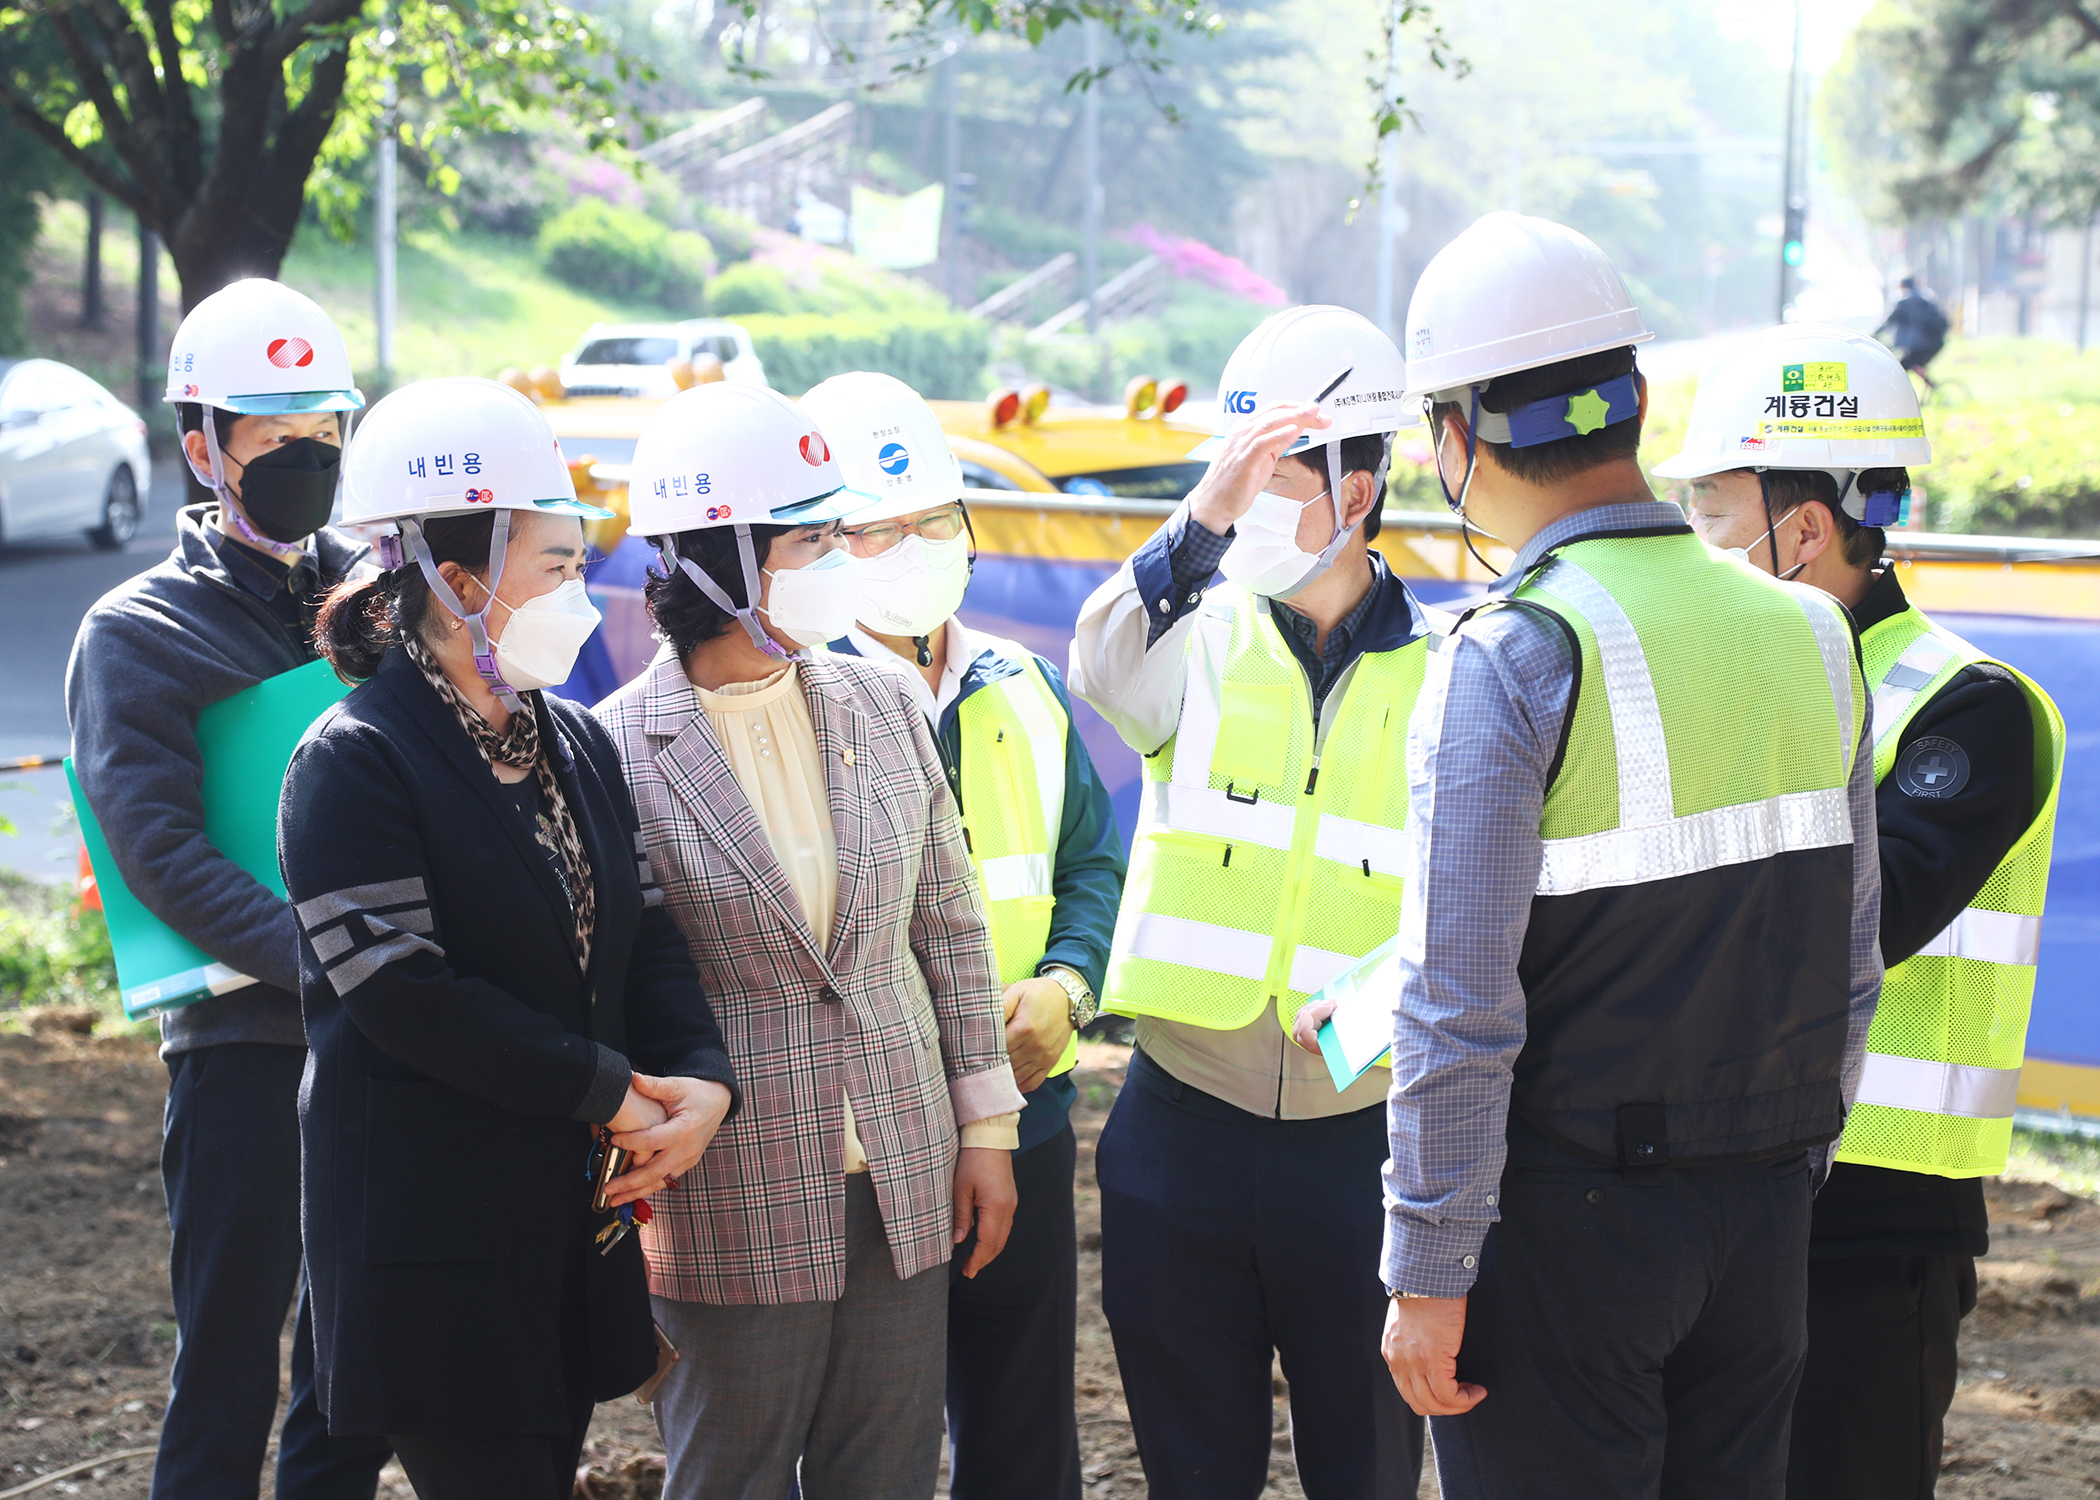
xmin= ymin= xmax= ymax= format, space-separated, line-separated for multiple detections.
xmin=1039 ymin=963 xmax=1099 ymax=1030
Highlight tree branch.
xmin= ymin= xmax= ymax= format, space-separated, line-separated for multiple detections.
xmin=0 ymin=80 xmax=153 ymax=220
xmin=43 ymin=9 xmax=166 ymax=218
xmin=142 ymin=0 xmax=205 ymax=194
xmin=263 ymin=0 xmax=368 ymax=69
xmin=72 ymin=0 xmax=172 ymax=144
xmin=2062 ymin=0 xmax=2100 ymax=49
xmin=250 ymin=36 xmax=349 ymax=246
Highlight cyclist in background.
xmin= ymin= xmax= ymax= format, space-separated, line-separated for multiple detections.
xmin=1876 ymin=275 xmax=1950 ymax=392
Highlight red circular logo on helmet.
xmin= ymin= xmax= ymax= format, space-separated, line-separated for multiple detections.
xmin=266 ymin=337 xmax=315 ymax=369
xmin=465 ymin=488 xmax=493 ymax=504
xmin=799 ymin=433 xmax=829 ymax=465
xmin=705 ymin=505 xmax=733 ymax=521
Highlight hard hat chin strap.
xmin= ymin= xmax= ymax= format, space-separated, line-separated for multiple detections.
xmin=656 ymin=527 xmax=791 ymax=661
xmin=399 ymin=509 xmax=526 ymax=712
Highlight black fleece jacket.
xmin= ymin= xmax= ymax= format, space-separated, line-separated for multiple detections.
xmin=64 ymin=505 xmax=368 ymax=1056
xmin=1812 ymin=566 xmax=2036 ymax=1257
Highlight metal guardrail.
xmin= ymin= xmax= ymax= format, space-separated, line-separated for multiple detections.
xmin=1027 ymin=256 xmax=1166 ymax=342
xmin=969 ymin=253 xmax=1077 ymax=325
xmin=701 ymin=101 xmax=855 ymax=228
xmin=637 ymin=99 xmax=767 ymax=173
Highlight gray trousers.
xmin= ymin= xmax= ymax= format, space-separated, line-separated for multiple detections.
xmin=651 ymin=1173 xmax=949 ymax=1500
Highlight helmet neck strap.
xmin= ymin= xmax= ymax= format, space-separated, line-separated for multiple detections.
xmin=657 ymin=526 xmax=791 ymax=661
xmin=400 ymin=509 xmax=526 ymax=711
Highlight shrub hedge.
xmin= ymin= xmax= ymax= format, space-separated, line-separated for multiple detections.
xmin=740 ymin=311 xmax=991 ymax=398
xmin=538 ymin=199 xmax=715 ymax=310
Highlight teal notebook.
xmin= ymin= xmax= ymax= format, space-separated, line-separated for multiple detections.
xmin=68 ymin=657 xmax=353 ymax=1019
xmin=1313 ymin=935 xmax=1400 ymax=1092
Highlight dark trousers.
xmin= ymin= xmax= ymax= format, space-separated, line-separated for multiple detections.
xmin=947 ymin=1121 xmax=1082 ymax=1500
xmin=155 ymin=1044 xmax=391 ymax=1500
xmin=1785 ymin=1253 xmax=1977 ymax=1500
xmin=389 ymin=1397 xmax=593 ymax=1500
xmin=1096 ymin=1050 xmax=1423 ymax=1500
xmin=1430 ymin=1127 xmax=1815 ymax=1500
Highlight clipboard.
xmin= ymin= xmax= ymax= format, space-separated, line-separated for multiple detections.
xmin=68 ymin=657 xmax=353 ymax=1019
xmin=1311 ymin=935 xmax=1400 ymax=1092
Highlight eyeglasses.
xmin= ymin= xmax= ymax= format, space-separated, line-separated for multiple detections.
xmin=840 ymin=504 xmax=967 ymax=556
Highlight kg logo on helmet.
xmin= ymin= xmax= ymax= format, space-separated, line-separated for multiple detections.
xmin=267 ymin=337 xmax=315 ymax=369
xmin=1224 ymin=390 xmax=1259 ymax=415
xmin=878 ymin=442 xmax=910 ymax=476
xmin=799 ymin=433 xmax=830 ymax=466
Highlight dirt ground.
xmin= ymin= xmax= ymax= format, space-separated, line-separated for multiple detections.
xmin=4 ymin=1025 xmax=2096 ymax=1499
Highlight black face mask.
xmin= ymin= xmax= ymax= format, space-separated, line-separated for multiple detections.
xmin=233 ymin=437 xmax=341 ymax=543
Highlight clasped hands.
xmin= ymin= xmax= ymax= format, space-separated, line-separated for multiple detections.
xmin=602 ymin=1072 xmax=734 ymax=1208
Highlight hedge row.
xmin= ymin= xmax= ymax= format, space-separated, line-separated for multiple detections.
xmin=739 ymin=311 xmax=991 ymax=399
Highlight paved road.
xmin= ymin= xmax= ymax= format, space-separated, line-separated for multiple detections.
xmin=0 ymin=468 xmax=188 ymax=880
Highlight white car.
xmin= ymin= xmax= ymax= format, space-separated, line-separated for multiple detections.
xmin=558 ymin=320 xmax=768 ymax=398
xmin=0 ymin=359 xmax=151 ymax=551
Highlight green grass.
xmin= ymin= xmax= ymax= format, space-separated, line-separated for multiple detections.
xmin=282 ymin=227 xmax=700 ymax=390
xmin=2005 ymin=1127 xmax=2100 ymax=1200
xmin=0 ymin=872 xmax=124 ymax=1017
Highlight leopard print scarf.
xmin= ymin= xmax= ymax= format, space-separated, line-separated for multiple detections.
xmin=404 ymin=635 xmax=596 ymax=971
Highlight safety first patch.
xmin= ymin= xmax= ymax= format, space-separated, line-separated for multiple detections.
xmin=1782 ymin=362 xmax=1847 ymax=392
xmin=1754 ymin=417 xmax=1926 ymax=441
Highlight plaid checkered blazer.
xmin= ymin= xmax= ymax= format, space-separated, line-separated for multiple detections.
xmin=594 ymin=647 xmax=1025 ymax=1304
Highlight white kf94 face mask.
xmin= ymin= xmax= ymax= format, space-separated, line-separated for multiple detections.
xmin=762 ymin=548 xmax=864 ymax=648
xmin=855 ymin=533 xmax=971 ymax=638
xmin=489 ymin=577 xmax=602 ymax=692
xmin=1219 ymin=488 xmax=1335 ymax=598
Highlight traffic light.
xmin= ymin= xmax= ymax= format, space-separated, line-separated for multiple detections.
xmin=1783 ymin=200 xmax=1806 ymax=268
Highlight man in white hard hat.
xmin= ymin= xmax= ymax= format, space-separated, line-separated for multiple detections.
xmin=1660 ymin=326 xmax=2064 ymax=1500
xmin=802 ymin=371 xmax=1126 ymax=1500
xmin=1069 ymin=305 xmax=1430 ymax=1498
xmin=1373 ymin=213 xmax=1881 ymax=1499
xmin=65 ymin=279 xmax=392 ymax=1499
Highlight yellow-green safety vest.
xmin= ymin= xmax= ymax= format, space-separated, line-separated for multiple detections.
xmin=953 ymin=651 xmax=1081 ymax=1078
xmin=1836 ymin=602 xmax=2065 ymax=1178
xmin=1106 ymin=586 xmax=1433 ymax=1033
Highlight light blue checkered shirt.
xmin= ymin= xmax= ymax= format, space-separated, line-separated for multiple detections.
xmin=1380 ymin=501 xmax=1883 ymax=1297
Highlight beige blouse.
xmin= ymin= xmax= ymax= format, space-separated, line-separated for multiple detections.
xmin=694 ymin=665 xmax=1017 ymax=1171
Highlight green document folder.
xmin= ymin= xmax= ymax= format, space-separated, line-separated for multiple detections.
xmin=68 ymin=657 xmax=353 ymax=1019
xmin=1313 ymin=935 xmax=1400 ymax=1092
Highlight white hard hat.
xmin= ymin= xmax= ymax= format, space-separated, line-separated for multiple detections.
xmin=1404 ymin=212 xmax=1652 ymax=399
xmin=340 ymin=377 xmax=612 ymax=528
xmin=1651 ymin=324 xmax=1931 ymax=523
xmin=628 ymin=383 xmax=875 ymax=536
xmin=164 ymin=279 xmax=363 ymax=415
xmin=797 ymin=371 xmax=964 ymax=525
xmin=1189 ymin=305 xmax=1413 ymax=461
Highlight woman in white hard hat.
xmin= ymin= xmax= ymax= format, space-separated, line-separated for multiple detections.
xmin=803 ymin=370 xmax=1128 ymax=1500
xmin=281 ymin=377 xmax=740 ymax=1500
xmin=65 ymin=277 xmax=395 ymax=1500
xmin=593 ymin=381 xmax=1025 ymax=1500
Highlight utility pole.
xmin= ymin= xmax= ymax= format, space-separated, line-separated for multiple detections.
xmin=1372 ymin=30 xmax=1409 ymax=339
xmin=942 ymin=48 xmax=962 ymax=305
xmin=1080 ymin=20 xmax=1101 ymax=337
xmin=136 ymin=217 xmax=159 ymax=415
xmin=1776 ymin=0 xmax=1806 ymax=321
xmin=81 ymin=194 xmax=106 ymax=331
xmin=375 ymin=29 xmax=399 ymax=393
xmin=2079 ymin=212 xmax=2093 ymax=354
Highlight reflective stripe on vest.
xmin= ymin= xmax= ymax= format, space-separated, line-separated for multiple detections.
xmin=1106 ymin=588 xmax=1431 ymax=1032
xmin=953 ymin=650 xmax=1079 ymax=1077
xmin=1529 ymin=556 xmax=1858 ymax=896
xmin=1855 ymin=1053 xmax=2024 ymax=1121
xmin=1836 ymin=602 xmax=2065 ymax=1178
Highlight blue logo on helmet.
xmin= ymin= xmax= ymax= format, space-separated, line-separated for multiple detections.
xmin=878 ymin=442 xmax=910 ymax=476
xmin=1224 ymin=390 xmax=1258 ymax=415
